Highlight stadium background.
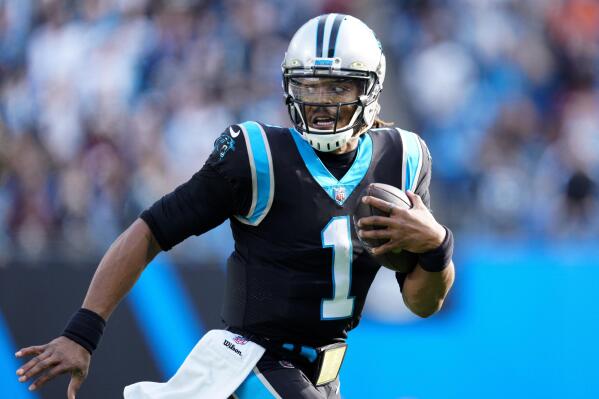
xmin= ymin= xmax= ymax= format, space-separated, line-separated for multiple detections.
xmin=1 ymin=0 xmax=598 ymax=398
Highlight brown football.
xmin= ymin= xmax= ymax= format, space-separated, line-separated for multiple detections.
xmin=353 ymin=183 xmax=418 ymax=273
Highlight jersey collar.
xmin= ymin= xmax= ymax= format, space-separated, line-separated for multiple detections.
xmin=289 ymin=128 xmax=373 ymax=206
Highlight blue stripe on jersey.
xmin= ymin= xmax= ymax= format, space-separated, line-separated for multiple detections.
xmin=234 ymin=369 xmax=280 ymax=398
xmin=236 ymin=121 xmax=274 ymax=226
xmin=398 ymin=129 xmax=422 ymax=191
xmin=289 ymin=128 xmax=373 ymax=206
xmin=127 ymin=254 xmax=204 ymax=377
xmin=0 ymin=312 xmax=39 ymax=399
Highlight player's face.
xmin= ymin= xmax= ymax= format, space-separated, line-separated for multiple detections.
xmin=289 ymin=77 xmax=366 ymax=131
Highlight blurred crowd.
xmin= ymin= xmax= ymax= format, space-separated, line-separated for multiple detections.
xmin=1 ymin=0 xmax=598 ymax=264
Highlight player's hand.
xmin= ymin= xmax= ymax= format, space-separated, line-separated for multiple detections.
xmin=15 ymin=336 xmax=90 ymax=398
xmin=357 ymin=191 xmax=446 ymax=255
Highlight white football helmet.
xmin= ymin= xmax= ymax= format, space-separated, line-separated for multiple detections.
xmin=282 ymin=14 xmax=386 ymax=152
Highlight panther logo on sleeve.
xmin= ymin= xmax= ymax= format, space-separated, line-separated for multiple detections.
xmin=213 ymin=132 xmax=236 ymax=160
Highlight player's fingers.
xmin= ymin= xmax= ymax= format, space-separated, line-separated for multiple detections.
xmin=370 ymin=240 xmax=398 ymax=256
xmin=357 ymin=216 xmax=394 ymax=228
xmin=68 ymin=373 xmax=85 ymax=399
xmin=29 ymin=364 xmax=69 ymax=391
xmin=16 ymin=350 xmax=53 ymax=378
xmin=362 ymin=196 xmax=395 ymax=214
xmin=405 ymin=191 xmax=423 ymax=208
xmin=19 ymin=355 xmax=59 ymax=382
xmin=15 ymin=345 xmax=46 ymax=359
xmin=358 ymin=228 xmax=392 ymax=240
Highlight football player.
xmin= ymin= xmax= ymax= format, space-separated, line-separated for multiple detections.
xmin=15 ymin=14 xmax=455 ymax=399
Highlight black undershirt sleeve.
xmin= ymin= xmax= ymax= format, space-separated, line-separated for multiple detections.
xmin=140 ymin=125 xmax=252 ymax=251
xmin=140 ymin=164 xmax=235 ymax=251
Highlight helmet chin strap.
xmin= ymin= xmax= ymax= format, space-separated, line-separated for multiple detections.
xmin=303 ymin=129 xmax=354 ymax=152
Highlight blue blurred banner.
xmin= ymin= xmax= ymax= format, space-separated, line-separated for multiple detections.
xmin=2 ymin=241 xmax=598 ymax=398
xmin=0 ymin=312 xmax=39 ymax=399
xmin=341 ymin=240 xmax=599 ymax=399
xmin=127 ymin=254 xmax=205 ymax=377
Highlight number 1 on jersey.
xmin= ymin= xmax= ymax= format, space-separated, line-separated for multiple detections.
xmin=321 ymin=216 xmax=355 ymax=319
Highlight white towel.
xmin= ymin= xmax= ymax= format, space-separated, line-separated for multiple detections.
xmin=124 ymin=329 xmax=265 ymax=399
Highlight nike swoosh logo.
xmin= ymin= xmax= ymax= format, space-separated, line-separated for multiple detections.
xmin=229 ymin=127 xmax=240 ymax=138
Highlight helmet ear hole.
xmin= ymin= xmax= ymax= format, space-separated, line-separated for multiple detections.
xmin=362 ymin=101 xmax=380 ymax=127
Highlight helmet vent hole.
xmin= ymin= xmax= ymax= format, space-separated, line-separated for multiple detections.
xmin=317 ymin=143 xmax=321 ymax=150
xmin=327 ymin=143 xmax=331 ymax=150
xmin=336 ymin=141 xmax=339 ymax=147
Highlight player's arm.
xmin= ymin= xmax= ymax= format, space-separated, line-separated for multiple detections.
xmin=398 ymin=139 xmax=455 ymax=318
xmin=357 ymin=136 xmax=455 ymax=318
xmin=384 ymin=192 xmax=455 ymax=318
xmin=15 ymin=218 xmax=161 ymax=397
xmin=15 ymin=126 xmax=249 ymax=397
xmin=83 ymin=218 xmax=161 ymax=319
xmin=358 ymin=192 xmax=455 ymax=317
xmin=402 ymin=258 xmax=455 ymax=318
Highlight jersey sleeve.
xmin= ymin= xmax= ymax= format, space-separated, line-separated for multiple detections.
xmin=140 ymin=124 xmax=253 ymax=251
xmin=396 ymin=128 xmax=432 ymax=209
xmin=413 ymin=137 xmax=432 ymax=209
xmin=395 ymin=133 xmax=434 ymax=290
xmin=222 ymin=121 xmax=275 ymax=226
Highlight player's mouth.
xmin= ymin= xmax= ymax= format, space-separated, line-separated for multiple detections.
xmin=310 ymin=114 xmax=336 ymax=129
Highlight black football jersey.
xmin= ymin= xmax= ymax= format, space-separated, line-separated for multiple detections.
xmin=141 ymin=121 xmax=431 ymax=347
xmin=208 ymin=122 xmax=432 ymax=346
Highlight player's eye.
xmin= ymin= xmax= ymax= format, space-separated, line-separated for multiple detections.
xmin=333 ymin=86 xmax=350 ymax=94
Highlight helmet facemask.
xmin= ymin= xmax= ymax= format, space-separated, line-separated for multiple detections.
xmin=284 ymin=70 xmax=382 ymax=152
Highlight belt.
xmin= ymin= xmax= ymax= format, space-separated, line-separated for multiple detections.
xmin=226 ymin=327 xmax=347 ymax=386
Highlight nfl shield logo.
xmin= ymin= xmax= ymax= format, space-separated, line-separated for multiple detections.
xmin=233 ymin=335 xmax=248 ymax=345
xmin=334 ymin=187 xmax=346 ymax=205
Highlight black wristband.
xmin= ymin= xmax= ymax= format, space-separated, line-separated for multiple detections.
xmin=418 ymin=226 xmax=454 ymax=272
xmin=62 ymin=308 xmax=106 ymax=355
